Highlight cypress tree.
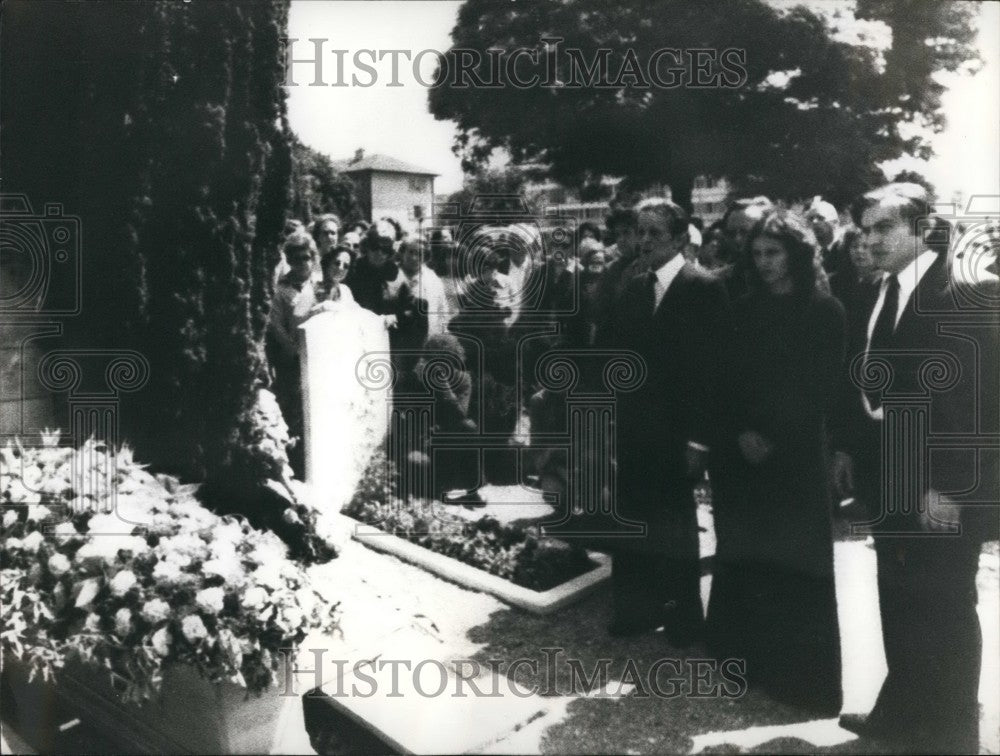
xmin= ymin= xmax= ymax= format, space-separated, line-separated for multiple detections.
xmin=1 ymin=0 xmax=292 ymax=482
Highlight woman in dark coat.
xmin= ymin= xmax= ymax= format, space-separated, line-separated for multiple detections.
xmin=706 ymin=209 xmax=846 ymax=716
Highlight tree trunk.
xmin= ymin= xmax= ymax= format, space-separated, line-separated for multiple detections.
xmin=670 ymin=174 xmax=695 ymax=218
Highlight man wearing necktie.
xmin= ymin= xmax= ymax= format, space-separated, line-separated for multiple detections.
xmin=832 ymin=183 xmax=999 ymax=753
xmin=601 ymin=198 xmax=731 ymax=646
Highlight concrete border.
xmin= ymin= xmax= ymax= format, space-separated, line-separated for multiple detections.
xmin=343 ymin=516 xmax=611 ymax=615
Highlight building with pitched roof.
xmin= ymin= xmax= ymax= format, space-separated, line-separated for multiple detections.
xmin=334 ymin=149 xmax=438 ymax=234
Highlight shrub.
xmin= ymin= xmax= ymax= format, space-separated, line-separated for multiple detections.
xmin=345 ymin=448 xmax=594 ymax=592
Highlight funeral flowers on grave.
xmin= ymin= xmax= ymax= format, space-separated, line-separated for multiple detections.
xmin=0 ymin=434 xmax=339 ymax=703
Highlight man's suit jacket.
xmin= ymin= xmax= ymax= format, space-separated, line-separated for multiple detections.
xmin=607 ymin=262 xmax=731 ymax=509
xmin=833 ymin=253 xmax=999 ymax=540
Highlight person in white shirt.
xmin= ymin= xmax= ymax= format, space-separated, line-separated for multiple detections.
xmin=494 ymin=227 xmax=535 ymax=326
xmin=832 ymin=183 xmax=999 ymax=753
xmin=398 ymin=239 xmax=450 ymax=336
xmin=602 ymin=198 xmax=732 ymax=646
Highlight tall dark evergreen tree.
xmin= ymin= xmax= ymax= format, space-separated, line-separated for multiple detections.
xmin=1 ymin=0 xmax=292 ymax=482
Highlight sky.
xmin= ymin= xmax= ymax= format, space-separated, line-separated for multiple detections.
xmin=287 ymin=0 xmax=1000 ymax=207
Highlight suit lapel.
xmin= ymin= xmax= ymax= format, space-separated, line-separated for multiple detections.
xmin=653 ymin=261 xmax=691 ymax=319
xmin=894 ymin=255 xmax=950 ymax=343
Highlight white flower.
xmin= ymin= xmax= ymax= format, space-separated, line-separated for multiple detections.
xmin=241 ymin=586 xmax=268 ymax=610
xmin=4 ymin=477 xmax=29 ymax=503
xmin=158 ymin=533 xmax=208 ymax=560
xmin=213 ymin=520 xmax=244 ymax=545
xmin=248 ymin=537 xmax=288 ymax=568
xmin=251 ymin=563 xmax=285 ymax=591
xmin=141 ymin=598 xmax=171 ymax=624
xmin=151 ymin=627 xmax=172 ymax=657
xmin=152 ymin=560 xmax=184 ymax=582
xmin=295 ymin=588 xmax=318 ymax=617
xmin=85 ymin=513 xmax=136 ymax=536
xmin=52 ymin=521 xmax=80 ymax=539
xmin=202 ymin=555 xmax=244 ymax=586
xmin=27 ymin=504 xmax=53 ymax=523
xmin=2 ymin=510 xmax=19 ymax=529
xmin=195 ymin=587 xmax=225 ymax=615
xmin=281 ymin=606 xmax=304 ymax=629
xmin=21 ymin=465 xmax=43 ymax=492
xmin=75 ymin=535 xmax=148 ymax=564
xmin=181 ymin=615 xmax=208 ymax=642
xmin=47 ymin=553 xmax=71 ymax=576
xmin=109 ymin=569 xmax=137 ymax=596
xmin=21 ymin=531 xmax=43 ymax=552
xmin=39 ymin=475 xmax=68 ymax=496
xmin=84 ymin=613 xmax=101 ymax=632
xmin=4 ymin=537 xmax=23 ymax=551
xmin=114 ymin=607 xmax=133 ymax=637
xmin=113 ymin=494 xmax=155 ymax=527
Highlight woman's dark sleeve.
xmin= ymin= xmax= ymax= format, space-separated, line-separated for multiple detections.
xmin=770 ymin=295 xmax=846 ymax=456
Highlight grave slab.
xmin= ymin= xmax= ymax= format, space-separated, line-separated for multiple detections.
xmin=315 ymin=639 xmax=554 ymax=755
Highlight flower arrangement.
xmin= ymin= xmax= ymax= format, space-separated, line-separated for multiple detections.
xmin=345 ymin=448 xmax=595 ymax=592
xmin=1 ymin=434 xmax=339 ymax=703
xmin=201 ymin=388 xmax=337 ymax=564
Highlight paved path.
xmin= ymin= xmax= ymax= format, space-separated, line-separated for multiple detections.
xmin=300 ymin=515 xmax=998 ymax=754
xmin=3 ymin=521 xmax=997 ymax=754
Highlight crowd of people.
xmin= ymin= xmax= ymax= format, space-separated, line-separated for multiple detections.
xmin=266 ymin=183 xmax=997 ymax=753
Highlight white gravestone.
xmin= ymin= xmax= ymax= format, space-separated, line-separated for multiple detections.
xmin=300 ymin=307 xmax=391 ymax=511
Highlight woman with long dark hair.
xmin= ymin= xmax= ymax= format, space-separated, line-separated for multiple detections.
xmin=706 ymin=209 xmax=846 ymax=715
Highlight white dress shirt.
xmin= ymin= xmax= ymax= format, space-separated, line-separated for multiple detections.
xmin=502 ymin=256 xmax=534 ymax=325
xmin=862 ymin=250 xmax=938 ymax=420
xmin=405 ymin=264 xmax=451 ymax=335
xmin=650 ymin=254 xmax=707 ymax=453
xmin=652 ymin=253 xmax=687 ymax=311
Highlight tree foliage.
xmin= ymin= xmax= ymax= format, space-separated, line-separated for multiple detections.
xmin=891 ymin=170 xmax=936 ymax=201
xmin=429 ymin=0 xmax=979 ymax=209
xmin=445 ymin=165 xmax=545 ymax=217
xmin=290 ymin=135 xmax=363 ymax=226
xmin=1 ymin=0 xmax=292 ymax=481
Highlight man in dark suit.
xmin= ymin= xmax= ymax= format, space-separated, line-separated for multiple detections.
xmin=832 ymin=183 xmax=999 ymax=753
xmin=601 ymin=199 xmax=731 ymax=646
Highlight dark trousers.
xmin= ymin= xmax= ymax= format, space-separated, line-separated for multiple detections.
xmin=868 ymin=536 xmax=982 ymax=754
xmin=611 ymin=551 xmax=703 ymax=643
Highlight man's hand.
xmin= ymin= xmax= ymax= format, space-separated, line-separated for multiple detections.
xmin=738 ymin=431 xmax=772 ymax=465
xmin=919 ymin=489 xmax=961 ymax=533
xmin=685 ymin=445 xmax=709 ymax=480
xmin=831 ymin=451 xmax=855 ymax=499
xmin=383 ymin=314 xmax=399 ymax=329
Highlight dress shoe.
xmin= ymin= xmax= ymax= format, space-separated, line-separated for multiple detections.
xmin=607 ymin=615 xmax=662 ymax=638
xmin=441 ymin=489 xmax=486 ymax=508
xmin=838 ymin=713 xmax=885 ymax=740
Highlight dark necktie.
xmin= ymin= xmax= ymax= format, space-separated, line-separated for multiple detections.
xmin=644 ymin=270 xmax=657 ymax=318
xmin=865 ymin=274 xmax=900 ymax=411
